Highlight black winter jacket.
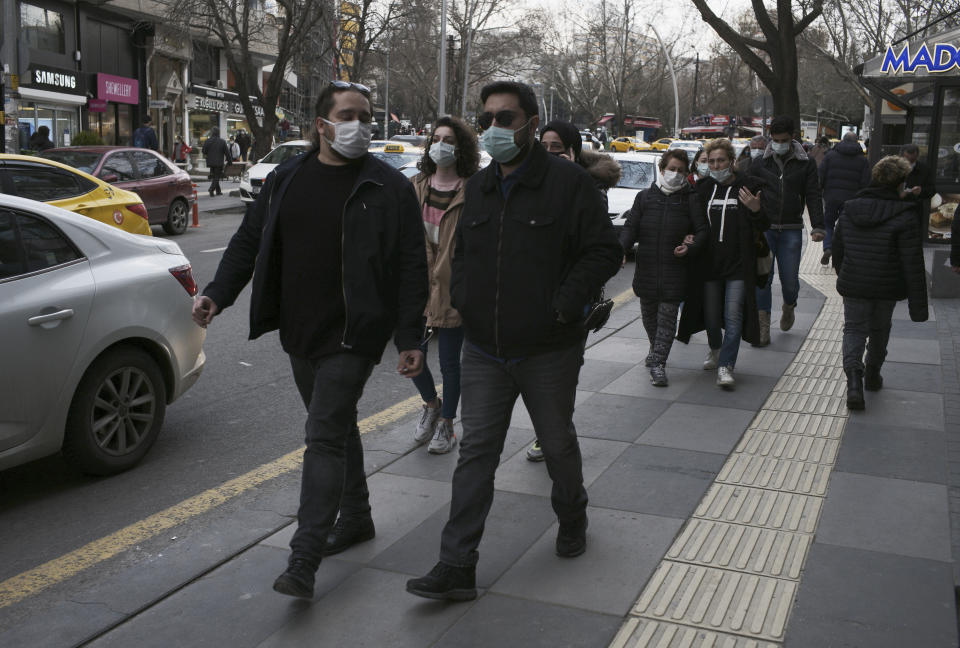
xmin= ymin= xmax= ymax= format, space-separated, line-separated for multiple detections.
xmin=833 ymin=185 xmax=928 ymax=321
xmin=202 ymin=136 xmax=231 ymax=167
xmin=619 ymin=184 xmax=708 ymax=302
xmin=451 ymin=142 xmax=622 ymax=358
xmin=819 ymin=140 xmax=870 ymax=204
xmin=202 ymin=150 xmax=428 ymax=360
xmin=748 ymin=141 xmax=824 ymax=233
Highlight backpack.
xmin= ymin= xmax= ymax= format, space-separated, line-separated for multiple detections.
xmin=133 ymin=127 xmax=146 ymax=148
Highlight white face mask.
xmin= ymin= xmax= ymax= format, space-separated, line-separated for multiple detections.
xmin=696 ymin=162 xmax=710 ymax=176
xmin=771 ymin=141 xmax=791 ymax=156
xmin=661 ymin=169 xmax=684 ymax=188
xmin=322 ymin=118 xmax=373 ymax=159
xmin=710 ymin=166 xmax=733 ymax=183
xmin=750 ymin=148 xmax=763 ymax=159
xmin=429 ymin=141 xmax=457 ymax=168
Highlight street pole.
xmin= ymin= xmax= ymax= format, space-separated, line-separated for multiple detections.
xmin=384 ymin=43 xmax=390 ymax=139
xmin=438 ymin=0 xmax=447 ymax=116
xmin=549 ymin=87 xmax=554 ymax=123
xmin=691 ymin=52 xmax=699 ymax=118
xmin=460 ymin=29 xmax=471 ymax=117
xmin=648 ymin=24 xmax=679 ymax=137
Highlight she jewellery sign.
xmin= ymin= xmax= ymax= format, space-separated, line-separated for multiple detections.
xmin=881 ymin=43 xmax=960 ymax=74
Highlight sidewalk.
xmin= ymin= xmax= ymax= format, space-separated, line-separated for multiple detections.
xmin=191 ymin=180 xmax=247 ymax=216
xmin=83 ymin=241 xmax=959 ymax=647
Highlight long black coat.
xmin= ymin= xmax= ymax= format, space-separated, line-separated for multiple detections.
xmin=202 ymin=136 xmax=231 ymax=167
xmin=819 ymin=140 xmax=870 ymax=204
xmin=677 ymin=175 xmax=770 ymax=346
xmin=833 ymin=185 xmax=928 ymax=321
xmin=748 ymin=141 xmax=824 ymax=232
xmin=619 ymin=184 xmax=708 ymax=302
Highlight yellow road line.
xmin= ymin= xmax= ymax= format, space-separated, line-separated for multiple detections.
xmin=0 ymin=392 xmax=426 ymax=609
xmin=0 ymin=285 xmax=636 ymax=609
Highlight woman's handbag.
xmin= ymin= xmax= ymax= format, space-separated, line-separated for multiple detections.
xmin=755 ymin=232 xmax=773 ymax=276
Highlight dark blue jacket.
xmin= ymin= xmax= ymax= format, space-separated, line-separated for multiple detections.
xmin=202 ymin=150 xmax=427 ymax=360
xmin=819 ymin=140 xmax=870 ymax=204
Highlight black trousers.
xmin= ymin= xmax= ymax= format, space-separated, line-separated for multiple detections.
xmin=841 ymin=297 xmax=896 ymax=373
xmin=209 ymin=165 xmax=223 ymax=195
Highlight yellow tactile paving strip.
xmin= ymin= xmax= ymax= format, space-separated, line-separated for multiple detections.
xmin=610 ymin=238 xmax=850 ymax=646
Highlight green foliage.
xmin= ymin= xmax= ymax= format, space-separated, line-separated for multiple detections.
xmin=71 ymin=130 xmax=105 ymax=145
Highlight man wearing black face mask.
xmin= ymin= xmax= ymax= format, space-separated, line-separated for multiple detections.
xmin=192 ymin=81 xmax=427 ymax=598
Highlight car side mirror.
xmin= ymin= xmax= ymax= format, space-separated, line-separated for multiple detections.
xmin=100 ymin=173 xmax=119 ymax=183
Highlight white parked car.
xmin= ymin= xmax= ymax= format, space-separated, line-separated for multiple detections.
xmin=0 ymin=195 xmax=205 ymax=474
xmin=667 ymin=140 xmax=704 ymax=165
xmin=239 ymin=140 xmax=311 ymax=203
xmin=607 ymin=151 xmax=662 ymax=236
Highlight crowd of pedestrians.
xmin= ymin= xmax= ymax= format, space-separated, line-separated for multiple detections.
xmin=190 ymin=79 xmax=934 ymax=602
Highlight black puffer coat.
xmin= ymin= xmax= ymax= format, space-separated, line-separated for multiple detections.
xmin=819 ymin=140 xmax=870 ymax=204
xmin=619 ymin=184 xmax=708 ymax=302
xmin=748 ymin=141 xmax=824 ymax=233
xmin=833 ymin=185 xmax=928 ymax=321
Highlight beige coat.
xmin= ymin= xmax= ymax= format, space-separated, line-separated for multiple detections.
xmin=413 ymin=173 xmax=465 ymax=328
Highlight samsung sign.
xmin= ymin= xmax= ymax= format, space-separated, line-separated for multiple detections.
xmin=881 ymin=43 xmax=960 ymax=74
xmin=27 ymin=65 xmax=85 ymax=95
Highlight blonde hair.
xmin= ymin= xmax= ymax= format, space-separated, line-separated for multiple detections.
xmin=704 ymin=138 xmax=735 ymax=163
xmin=871 ymin=156 xmax=911 ymax=187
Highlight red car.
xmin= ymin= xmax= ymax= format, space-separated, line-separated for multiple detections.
xmin=41 ymin=147 xmax=195 ymax=235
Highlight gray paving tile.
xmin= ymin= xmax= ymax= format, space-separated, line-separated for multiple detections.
xmin=583 ymin=336 xmax=650 ymax=364
xmin=853 ymin=388 xmax=944 ymax=430
xmin=659 ymin=340 xmax=713 ymax=371
xmin=817 ymin=472 xmax=952 ymax=562
xmin=786 ymin=543 xmax=957 ymax=648
xmin=600 ymin=365 xmax=703 ymax=400
xmin=730 ymin=347 xmax=803 ymax=377
xmin=88 ymin=546 xmax=359 ymax=648
xmin=605 ymin=307 xmax=641 ymax=329
xmin=875 ymin=361 xmax=944 ymax=393
xmin=637 ymin=402 xmax=755 ymax=455
xmin=495 ymin=436 xmax=631 ymax=496
xmin=889 ymin=318 xmax=940 ymax=340
xmin=613 ymin=319 xmax=648 ymax=339
xmin=260 ymin=473 xmax=451 ymax=563
xmin=369 ymin=491 xmax=556 ymax=587
xmin=835 ymin=421 xmax=948 ymax=484
xmin=434 ymin=593 xmax=622 ymax=648
xmin=676 ymin=373 xmax=780 ymax=411
xmin=573 ymin=393 xmax=672 ymax=442
xmin=255 ymin=568 xmax=470 ymax=648
xmin=892 ymin=300 xmax=937 ymax=321
xmin=490 ymin=507 xmax=684 ymax=615
xmin=0 ymin=600 xmax=124 ymax=648
xmin=577 ymin=358 xmax=635 ymax=392
xmin=588 ymin=445 xmax=726 ymax=518
xmin=884 ymin=337 xmax=941 ymax=365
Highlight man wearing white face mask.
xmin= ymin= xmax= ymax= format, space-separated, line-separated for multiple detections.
xmin=193 ymin=81 xmax=428 ymax=599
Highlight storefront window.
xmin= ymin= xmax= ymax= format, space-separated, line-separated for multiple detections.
xmin=19 ymin=104 xmax=78 ymax=150
xmin=118 ymin=104 xmax=133 ymax=146
xmin=190 ymin=111 xmax=217 ymax=148
xmin=936 ymin=88 xmax=960 ymax=186
xmin=21 ymin=4 xmax=65 ymax=54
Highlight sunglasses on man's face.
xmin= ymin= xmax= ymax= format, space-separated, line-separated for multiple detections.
xmin=477 ymin=110 xmax=525 ymax=130
xmin=330 ymin=80 xmax=371 ymax=95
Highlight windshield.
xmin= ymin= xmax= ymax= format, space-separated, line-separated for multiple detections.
xmin=40 ymin=151 xmax=103 ymax=175
xmin=260 ymin=144 xmax=308 ymax=164
xmin=617 ymin=160 xmax=656 ymax=190
xmin=371 ymin=152 xmax=420 ymax=168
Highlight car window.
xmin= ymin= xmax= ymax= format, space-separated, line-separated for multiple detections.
xmin=617 ymin=160 xmax=656 ymax=189
xmin=0 ymin=210 xmax=81 ymax=279
xmin=370 ymin=152 xmax=420 ymax=169
xmin=261 ymin=145 xmax=308 ymax=164
xmin=100 ymin=153 xmax=137 ymax=181
xmin=131 ymin=151 xmax=172 ymax=179
xmin=40 ymin=151 xmax=103 ymax=175
xmin=5 ymin=162 xmax=96 ymax=202
xmin=0 ymin=211 xmax=24 ymax=280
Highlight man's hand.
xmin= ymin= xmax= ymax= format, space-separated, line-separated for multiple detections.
xmin=683 ymin=234 xmax=695 ymax=246
xmin=673 ymin=244 xmax=688 ymax=257
xmin=810 ymin=231 xmax=825 ymax=243
xmin=397 ymin=349 xmax=425 ymax=378
xmin=953 ymin=265 xmax=960 ymax=274
xmin=911 ymin=186 xmax=922 ymax=196
xmin=192 ymin=295 xmax=220 ymax=328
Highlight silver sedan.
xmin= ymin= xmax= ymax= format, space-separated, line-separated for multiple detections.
xmin=0 ymin=194 xmax=205 ymax=475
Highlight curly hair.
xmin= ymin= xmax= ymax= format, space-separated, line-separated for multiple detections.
xmin=417 ymin=115 xmax=481 ymax=178
xmin=704 ymin=138 xmax=736 ymax=163
xmin=658 ymin=149 xmax=690 ymax=173
xmin=871 ymin=155 xmax=911 ymax=188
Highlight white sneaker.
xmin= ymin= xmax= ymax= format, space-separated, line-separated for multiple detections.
xmin=717 ymin=366 xmax=735 ymax=388
xmin=415 ymin=400 xmax=442 ymax=444
xmin=703 ymin=349 xmax=719 ymax=370
xmin=428 ymin=419 xmax=457 ymax=454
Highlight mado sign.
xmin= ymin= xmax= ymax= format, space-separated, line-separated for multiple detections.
xmin=882 ymin=43 xmax=960 ymax=74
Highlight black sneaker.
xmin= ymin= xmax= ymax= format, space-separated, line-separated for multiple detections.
xmin=556 ymin=515 xmax=588 ymax=558
xmin=406 ymin=561 xmax=477 ymax=601
xmin=272 ymin=558 xmax=316 ymax=598
xmin=323 ymin=516 xmax=375 ymax=556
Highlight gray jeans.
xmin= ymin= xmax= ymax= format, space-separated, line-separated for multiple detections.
xmin=841 ymin=297 xmax=896 ymax=373
xmin=439 ymin=341 xmax=588 ymax=567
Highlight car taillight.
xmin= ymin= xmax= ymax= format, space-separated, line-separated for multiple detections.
xmin=169 ymin=264 xmax=198 ymax=296
xmin=127 ymin=203 xmax=149 ymax=220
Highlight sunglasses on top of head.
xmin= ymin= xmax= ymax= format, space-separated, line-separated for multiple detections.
xmin=330 ymin=80 xmax=371 ymax=95
xmin=477 ymin=110 xmax=527 ymax=130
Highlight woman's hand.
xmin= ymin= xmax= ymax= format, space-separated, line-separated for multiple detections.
xmin=683 ymin=234 xmax=695 ymax=246
xmin=739 ymin=186 xmax=762 ymax=212
xmin=673 ymin=244 xmax=688 ymax=257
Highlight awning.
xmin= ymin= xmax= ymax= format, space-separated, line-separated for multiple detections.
xmin=597 ymin=114 xmax=614 ymax=125
xmin=18 ymin=86 xmax=88 ymax=105
xmin=681 ymin=125 xmax=726 ymax=134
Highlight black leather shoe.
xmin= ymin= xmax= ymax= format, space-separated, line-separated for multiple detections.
xmin=846 ymin=369 xmax=865 ymax=410
xmin=323 ymin=516 xmax=375 ymax=556
xmin=556 ymin=515 xmax=588 ymax=557
xmin=272 ymin=558 xmax=316 ymax=598
xmin=406 ymin=562 xmax=477 ymax=601
xmin=864 ymin=365 xmax=883 ymax=391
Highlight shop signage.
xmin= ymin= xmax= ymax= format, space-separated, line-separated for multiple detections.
xmin=88 ymin=98 xmax=107 ymax=112
xmin=189 ymin=88 xmax=264 ymax=118
xmin=881 ymin=43 xmax=960 ymax=74
xmin=149 ymin=100 xmax=169 ymax=109
xmin=27 ymin=65 xmax=84 ymax=95
xmin=97 ymin=73 xmax=139 ymax=104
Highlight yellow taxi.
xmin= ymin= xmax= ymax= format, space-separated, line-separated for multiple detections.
xmin=650 ymin=137 xmax=676 ymax=151
xmin=0 ymin=154 xmax=151 ymax=235
xmin=368 ymin=142 xmax=424 ymax=172
xmin=609 ymin=137 xmax=653 ymax=152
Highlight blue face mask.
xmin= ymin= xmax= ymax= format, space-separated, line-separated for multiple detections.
xmin=480 ymin=119 xmax=531 ymax=163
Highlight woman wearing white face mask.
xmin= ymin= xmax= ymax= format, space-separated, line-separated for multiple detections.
xmin=619 ymin=150 xmax=709 ymax=386
xmin=410 ymin=116 xmax=481 ymax=454
xmin=690 ymin=149 xmax=710 ymax=185
xmin=677 ymin=138 xmax=768 ymax=389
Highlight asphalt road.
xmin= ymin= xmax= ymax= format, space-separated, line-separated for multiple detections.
xmin=0 ymin=201 xmax=637 ymax=645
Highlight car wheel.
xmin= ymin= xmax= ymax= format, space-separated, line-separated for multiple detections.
xmin=63 ymin=346 xmax=167 ymax=475
xmin=162 ymin=199 xmax=189 ymax=235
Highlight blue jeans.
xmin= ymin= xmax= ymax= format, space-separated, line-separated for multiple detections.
xmin=704 ymin=279 xmax=745 ymax=368
xmin=823 ymin=200 xmax=844 ymax=251
xmin=757 ymin=229 xmax=803 ymax=312
xmin=289 ymin=353 xmax=375 ymax=568
xmin=439 ymin=342 xmax=587 ymax=567
xmin=411 ymin=326 xmax=465 ymax=419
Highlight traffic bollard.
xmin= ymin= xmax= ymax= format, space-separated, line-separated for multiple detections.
xmin=191 ymin=183 xmax=199 ymax=227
